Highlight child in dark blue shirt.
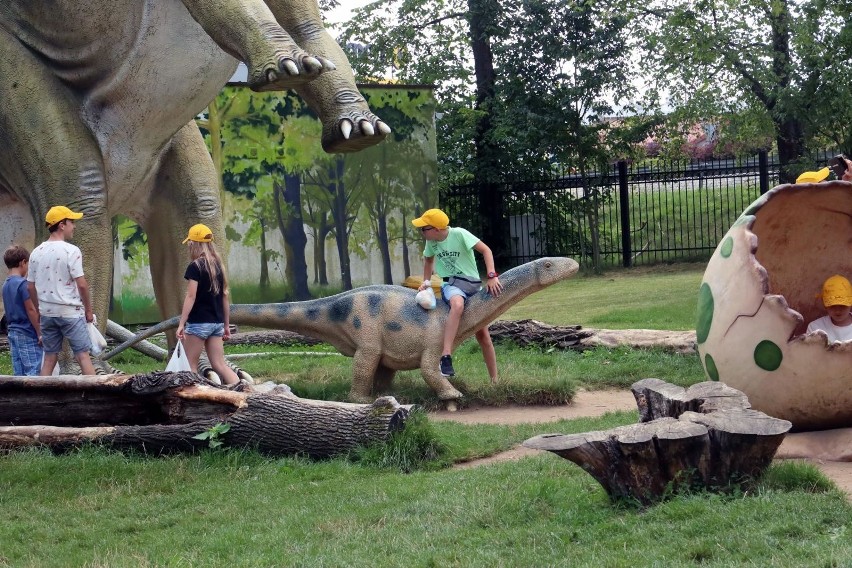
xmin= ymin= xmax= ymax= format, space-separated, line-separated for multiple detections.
xmin=2 ymin=245 xmax=42 ymax=375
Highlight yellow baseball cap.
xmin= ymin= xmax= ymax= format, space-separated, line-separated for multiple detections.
xmin=796 ymin=167 xmax=830 ymax=184
xmin=411 ymin=208 xmax=449 ymax=230
xmin=45 ymin=205 xmax=83 ymax=227
xmin=822 ymin=275 xmax=852 ymax=307
xmin=182 ymin=223 xmax=214 ymax=244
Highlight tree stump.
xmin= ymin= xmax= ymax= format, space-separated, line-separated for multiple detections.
xmin=0 ymin=373 xmax=413 ymax=458
xmin=524 ymin=379 xmax=791 ymax=504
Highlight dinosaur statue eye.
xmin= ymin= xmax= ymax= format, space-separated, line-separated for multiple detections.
xmin=545 ymin=261 xmax=552 ymax=268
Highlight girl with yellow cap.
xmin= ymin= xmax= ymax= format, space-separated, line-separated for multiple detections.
xmin=176 ymin=224 xmax=239 ymax=385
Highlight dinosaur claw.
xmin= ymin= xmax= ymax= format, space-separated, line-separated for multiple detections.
xmin=377 ymin=121 xmax=391 ymax=135
xmin=340 ymin=119 xmax=352 ymax=139
xmin=303 ymin=56 xmax=322 ymax=72
xmin=283 ymin=59 xmax=299 ymax=76
xmin=360 ymin=120 xmax=375 ymax=136
xmin=266 ymin=69 xmax=278 ymax=83
xmin=324 ymin=58 xmax=337 ymax=71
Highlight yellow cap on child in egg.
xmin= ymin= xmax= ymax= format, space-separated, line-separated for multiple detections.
xmin=821 ymin=275 xmax=852 ymax=307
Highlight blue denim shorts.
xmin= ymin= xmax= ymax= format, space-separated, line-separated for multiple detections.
xmin=442 ymin=283 xmax=475 ymax=303
xmin=8 ymin=329 xmax=43 ymax=375
xmin=41 ymin=316 xmax=92 ymax=354
xmin=185 ymin=322 xmax=225 ymax=340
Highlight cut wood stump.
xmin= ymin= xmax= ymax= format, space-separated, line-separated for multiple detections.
xmin=524 ymin=379 xmax=791 ymax=504
xmin=0 ymin=372 xmax=413 ymax=458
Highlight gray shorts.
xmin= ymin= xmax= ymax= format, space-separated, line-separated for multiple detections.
xmin=41 ymin=316 xmax=92 ymax=354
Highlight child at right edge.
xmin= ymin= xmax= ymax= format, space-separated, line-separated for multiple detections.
xmin=413 ymin=208 xmax=503 ymax=382
xmin=2 ymin=245 xmax=43 ymax=375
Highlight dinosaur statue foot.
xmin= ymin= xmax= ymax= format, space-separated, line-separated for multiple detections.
xmin=322 ymin=95 xmax=391 ymax=153
xmin=247 ymin=27 xmax=335 ymax=92
xmin=438 ymin=387 xmax=464 ymax=402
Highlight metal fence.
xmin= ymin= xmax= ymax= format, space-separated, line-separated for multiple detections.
xmin=441 ymin=151 xmax=781 ymax=269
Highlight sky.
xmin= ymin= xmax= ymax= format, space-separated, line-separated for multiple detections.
xmin=325 ymin=0 xmax=374 ymax=26
xmin=230 ymin=0 xmax=374 ymax=82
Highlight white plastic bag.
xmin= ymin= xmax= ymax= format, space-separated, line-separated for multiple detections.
xmin=87 ymin=315 xmax=108 ymax=356
xmin=415 ymin=286 xmax=437 ymax=310
xmin=165 ymin=340 xmax=192 ymax=372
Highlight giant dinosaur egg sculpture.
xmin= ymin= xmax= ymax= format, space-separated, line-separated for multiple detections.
xmin=697 ymin=180 xmax=852 ymax=430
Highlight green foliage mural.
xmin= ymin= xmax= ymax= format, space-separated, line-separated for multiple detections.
xmin=110 ymin=85 xmax=438 ymax=324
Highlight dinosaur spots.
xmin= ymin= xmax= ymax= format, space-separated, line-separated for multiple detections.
xmin=353 ymin=316 xmax=361 ymax=329
xmin=328 ymin=297 xmax=353 ymax=322
xmin=696 ymin=283 xmax=713 ymax=344
xmin=401 ymin=303 xmax=430 ymax=326
xmin=385 ymin=321 xmax=402 ymax=332
xmin=272 ymin=303 xmax=290 ymax=316
xmin=367 ymin=293 xmax=383 ymax=317
xmin=753 ymin=340 xmax=782 ymax=371
xmin=305 ymin=307 xmax=320 ymax=321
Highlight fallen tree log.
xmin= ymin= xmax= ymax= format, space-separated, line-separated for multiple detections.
xmin=0 ymin=373 xmax=413 ymax=458
xmin=524 ymin=379 xmax=791 ymax=504
xmin=487 ymin=319 xmax=591 ymax=349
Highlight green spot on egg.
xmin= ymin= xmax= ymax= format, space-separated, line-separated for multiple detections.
xmin=704 ymin=353 xmax=719 ymax=381
xmin=754 ymin=340 xmax=783 ymax=371
xmin=696 ymin=283 xmax=714 ymax=344
xmin=720 ymin=236 xmax=733 ymax=258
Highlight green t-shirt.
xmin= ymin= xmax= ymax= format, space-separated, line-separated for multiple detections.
xmin=423 ymin=227 xmax=481 ymax=278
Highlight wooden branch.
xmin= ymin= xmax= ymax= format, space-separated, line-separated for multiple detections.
xmin=0 ymin=373 xmax=414 ymax=458
xmin=524 ymin=380 xmax=791 ymax=504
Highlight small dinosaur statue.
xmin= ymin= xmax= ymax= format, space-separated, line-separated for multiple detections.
xmin=106 ymin=257 xmax=579 ymax=401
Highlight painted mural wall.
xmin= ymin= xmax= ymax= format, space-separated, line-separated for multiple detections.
xmin=111 ymin=84 xmax=438 ymax=324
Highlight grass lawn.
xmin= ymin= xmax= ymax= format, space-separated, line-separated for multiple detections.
xmin=1 ymin=262 xmax=851 ymax=566
xmin=502 ymin=262 xmax=705 ymax=330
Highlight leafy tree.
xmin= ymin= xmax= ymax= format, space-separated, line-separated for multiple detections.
xmin=340 ymin=0 xmax=642 ymax=267
xmin=632 ymin=0 xmax=852 ymax=181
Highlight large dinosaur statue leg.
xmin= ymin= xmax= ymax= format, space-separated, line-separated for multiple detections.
xmin=179 ymin=0 xmax=334 ymax=91
xmin=0 ymin=26 xmax=112 ymax=337
xmin=264 ymin=0 xmax=391 ymax=153
xmin=350 ymin=348 xmax=384 ymax=402
xmin=144 ymin=121 xmax=223 ymax=345
xmin=420 ymin=351 xmax=464 ymax=401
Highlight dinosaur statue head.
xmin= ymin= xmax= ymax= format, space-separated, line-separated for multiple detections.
xmin=457 ymin=257 xmax=579 ymax=340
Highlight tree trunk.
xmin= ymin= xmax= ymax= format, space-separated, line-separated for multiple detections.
xmin=467 ymin=0 xmax=506 ymax=265
xmin=317 ymin=218 xmax=331 ymax=286
xmin=0 ymin=373 xmax=414 ymax=458
xmin=329 ymin=158 xmax=353 ymax=290
xmin=259 ymin=217 xmax=270 ymax=291
xmin=377 ymin=208 xmax=393 ymax=284
xmin=282 ymin=173 xmax=311 ymax=299
xmin=775 ymin=118 xmax=806 ymax=184
xmin=401 ymin=209 xmax=411 ymax=279
xmin=525 ymin=379 xmax=791 ymax=504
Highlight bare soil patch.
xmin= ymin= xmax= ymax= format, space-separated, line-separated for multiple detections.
xmin=431 ymin=389 xmax=852 ymax=499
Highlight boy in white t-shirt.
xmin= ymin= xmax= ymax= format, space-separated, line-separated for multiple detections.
xmin=806 ymin=275 xmax=852 ymax=343
xmin=27 ymin=205 xmax=96 ymax=375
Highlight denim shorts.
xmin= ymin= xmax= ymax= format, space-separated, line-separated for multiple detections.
xmin=41 ymin=316 xmax=92 ymax=354
xmin=8 ymin=329 xmax=43 ymax=375
xmin=185 ymin=322 xmax=225 ymax=340
xmin=442 ymin=283 xmax=477 ymax=303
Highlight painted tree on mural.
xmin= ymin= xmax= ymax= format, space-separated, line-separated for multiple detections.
xmin=347 ymin=89 xmax=438 ymax=284
xmin=200 ymin=91 xmax=317 ymax=299
xmin=196 ymin=86 xmax=438 ymax=294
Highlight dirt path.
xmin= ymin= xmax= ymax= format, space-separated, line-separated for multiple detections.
xmin=430 ymin=389 xmax=852 ymax=499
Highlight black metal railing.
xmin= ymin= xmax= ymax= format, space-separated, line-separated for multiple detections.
xmin=441 ymin=151 xmax=782 ymax=270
